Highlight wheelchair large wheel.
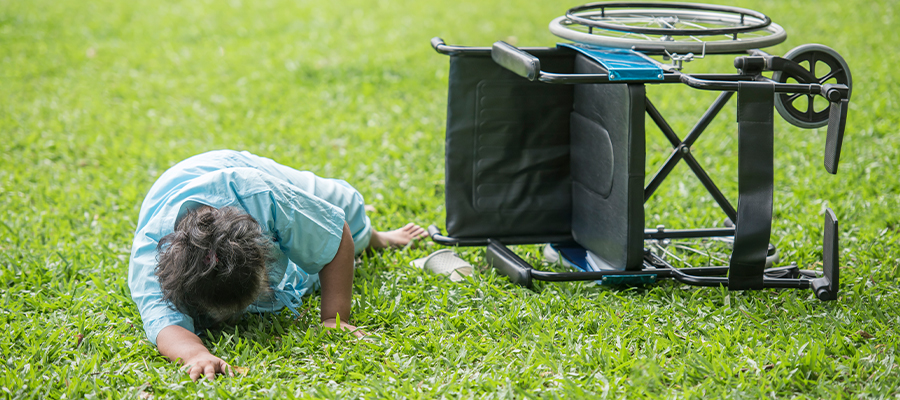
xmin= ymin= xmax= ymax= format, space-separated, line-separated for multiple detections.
xmin=549 ymin=2 xmax=786 ymax=54
xmin=773 ymin=44 xmax=853 ymax=129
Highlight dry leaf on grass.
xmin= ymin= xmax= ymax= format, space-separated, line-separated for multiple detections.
xmin=855 ymin=330 xmax=875 ymax=339
xmin=233 ymin=366 xmax=249 ymax=376
xmin=739 ymin=364 xmax=775 ymax=373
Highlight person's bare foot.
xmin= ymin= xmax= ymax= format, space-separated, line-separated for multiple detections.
xmin=321 ymin=318 xmax=367 ymax=338
xmin=368 ymin=223 xmax=428 ymax=250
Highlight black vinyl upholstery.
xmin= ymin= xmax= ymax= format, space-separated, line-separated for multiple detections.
xmin=570 ymin=55 xmax=646 ymax=271
xmin=444 ymin=51 xmax=574 ymax=240
xmin=443 ymin=50 xmax=646 ymax=270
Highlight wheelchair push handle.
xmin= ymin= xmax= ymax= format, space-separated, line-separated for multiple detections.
xmin=430 ymin=37 xmax=446 ymax=52
xmin=491 ymin=41 xmax=541 ymax=81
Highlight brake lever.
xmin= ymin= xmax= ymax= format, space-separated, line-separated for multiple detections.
xmin=822 ymin=83 xmax=850 ymax=174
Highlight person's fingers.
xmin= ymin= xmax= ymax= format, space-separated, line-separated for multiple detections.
xmin=189 ymin=364 xmax=202 ymax=382
xmin=350 ymin=328 xmax=366 ymax=338
xmin=223 ymin=361 xmax=234 ymax=378
xmin=204 ymin=363 xmax=217 ymax=381
xmin=402 ymin=223 xmax=425 ymax=236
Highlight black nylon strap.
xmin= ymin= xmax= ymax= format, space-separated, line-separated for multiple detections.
xmin=729 ymin=82 xmax=775 ymax=290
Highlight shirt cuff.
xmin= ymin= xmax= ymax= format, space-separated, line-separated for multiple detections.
xmin=144 ymin=315 xmax=195 ymax=346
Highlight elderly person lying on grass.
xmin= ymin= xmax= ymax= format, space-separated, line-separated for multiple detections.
xmin=128 ymin=150 xmax=427 ymax=381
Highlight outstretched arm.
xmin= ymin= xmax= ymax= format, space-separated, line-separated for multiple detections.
xmin=155 ymin=223 xmax=358 ymax=382
xmin=157 ymin=325 xmax=232 ymax=381
xmin=317 ymin=222 xmax=364 ymax=337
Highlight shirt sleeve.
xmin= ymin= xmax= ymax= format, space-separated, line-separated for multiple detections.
xmin=128 ymin=230 xmax=195 ymax=346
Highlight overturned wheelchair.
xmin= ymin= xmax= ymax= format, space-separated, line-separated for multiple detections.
xmin=427 ymin=2 xmax=851 ymax=300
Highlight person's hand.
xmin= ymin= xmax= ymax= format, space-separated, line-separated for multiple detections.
xmin=321 ymin=318 xmax=367 ymax=338
xmin=157 ymin=325 xmax=234 ymax=382
xmin=182 ymin=353 xmax=233 ymax=382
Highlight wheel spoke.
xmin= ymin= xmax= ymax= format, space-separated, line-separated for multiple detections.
xmin=622 ymin=14 xmax=661 ymax=24
xmin=679 ymin=20 xmax=710 ymax=30
xmin=652 ymin=243 xmax=695 ymax=268
xmin=806 ymin=96 xmax=815 ymax=119
xmin=605 ymin=16 xmax=658 ymax=25
xmin=672 ymin=244 xmax=729 ymax=264
xmin=616 ymin=30 xmax=655 ymax=41
xmin=786 ymin=92 xmax=803 ymax=103
xmin=616 ymin=23 xmax=655 ymax=41
xmin=818 ymin=68 xmax=843 ymax=84
xmin=636 ymin=22 xmax=655 ymax=40
xmin=808 ymin=53 xmax=817 ymax=77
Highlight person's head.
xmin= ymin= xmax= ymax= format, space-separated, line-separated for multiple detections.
xmin=156 ymin=206 xmax=275 ymax=322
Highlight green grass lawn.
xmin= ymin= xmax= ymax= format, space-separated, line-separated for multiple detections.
xmin=2 ymin=0 xmax=899 ymax=398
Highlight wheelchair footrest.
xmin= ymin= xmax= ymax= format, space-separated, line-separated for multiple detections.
xmin=810 ymin=208 xmax=840 ymax=300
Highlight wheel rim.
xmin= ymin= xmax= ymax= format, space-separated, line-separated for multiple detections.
xmin=549 ymin=10 xmax=786 ymax=54
xmin=565 ymin=2 xmax=772 ymax=37
xmin=773 ymin=44 xmax=852 ymax=129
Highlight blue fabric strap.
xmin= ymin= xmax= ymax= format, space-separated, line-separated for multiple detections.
xmin=274 ymin=290 xmax=303 ymax=317
xmin=558 ymin=43 xmax=664 ymax=81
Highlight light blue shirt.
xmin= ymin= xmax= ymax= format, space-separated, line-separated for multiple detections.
xmin=128 ymin=150 xmax=372 ymax=345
